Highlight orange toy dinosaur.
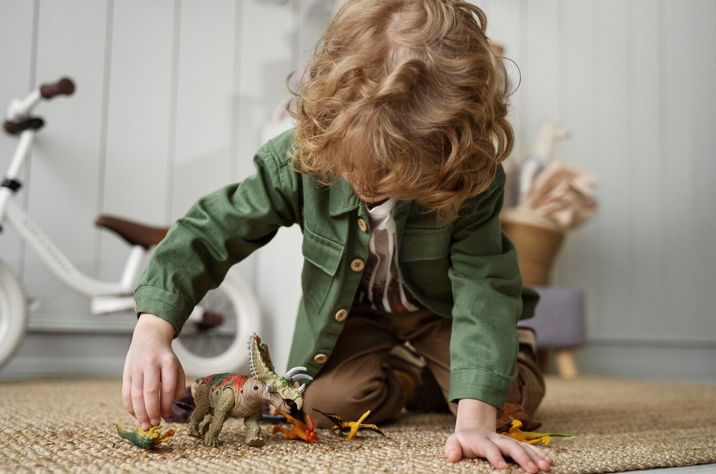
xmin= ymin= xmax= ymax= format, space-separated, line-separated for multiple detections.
xmin=272 ymin=409 xmax=318 ymax=444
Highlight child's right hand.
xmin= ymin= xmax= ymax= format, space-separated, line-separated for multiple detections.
xmin=122 ymin=313 xmax=186 ymax=430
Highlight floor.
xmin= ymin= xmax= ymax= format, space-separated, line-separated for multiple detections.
xmin=630 ymin=465 xmax=716 ymax=473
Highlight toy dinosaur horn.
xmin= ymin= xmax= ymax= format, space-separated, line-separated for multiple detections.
xmin=284 ymin=366 xmax=313 ymax=393
xmin=284 ymin=366 xmax=306 ymax=379
xmin=284 ymin=366 xmax=313 ymax=383
xmin=290 ymin=374 xmax=312 ymax=382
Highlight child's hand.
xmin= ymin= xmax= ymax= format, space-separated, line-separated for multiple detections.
xmin=446 ymin=398 xmax=552 ymax=472
xmin=445 ymin=427 xmax=552 ymax=472
xmin=122 ymin=313 xmax=186 ymax=430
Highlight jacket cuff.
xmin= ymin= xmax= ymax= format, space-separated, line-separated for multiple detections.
xmin=134 ymin=285 xmax=191 ymax=339
xmin=449 ymin=369 xmax=514 ymax=409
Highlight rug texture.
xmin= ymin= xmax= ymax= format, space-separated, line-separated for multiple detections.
xmin=0 ymin=376 xmax=714 ymax=473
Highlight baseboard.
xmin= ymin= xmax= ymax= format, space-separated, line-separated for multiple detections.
xmin=569 ymin=343 xmax=716 ymax=383
xmin=0 ymin=332 xmax=128 ymax=381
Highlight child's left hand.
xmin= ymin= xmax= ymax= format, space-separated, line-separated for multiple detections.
xmin=446 ymin=398 xmax=553 ymax=472
xmin=445 ymin=427 xmax=552 ymax=472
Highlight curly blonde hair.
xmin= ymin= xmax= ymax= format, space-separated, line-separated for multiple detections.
xmin=287 ymin=0 xmax=515 ymax=221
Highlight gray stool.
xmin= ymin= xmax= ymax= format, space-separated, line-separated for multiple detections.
xmin=518 ymin=286 xmax=585 ymax=379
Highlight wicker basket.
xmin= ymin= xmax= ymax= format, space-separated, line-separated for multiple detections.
xmin=500 ymin=207 xmax=565 ymax=286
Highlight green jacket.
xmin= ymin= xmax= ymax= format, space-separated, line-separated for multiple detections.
xmin=134 ymin=129 xmax=538 ymax=409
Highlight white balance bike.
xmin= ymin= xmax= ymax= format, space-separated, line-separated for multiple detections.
xmin=0 ymin=77 xmax=261 ymax=375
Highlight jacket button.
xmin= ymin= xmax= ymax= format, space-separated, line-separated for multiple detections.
xmin=351 ymin=259 xmax=365 ymax=272
xmin=335 ymin=309 xmax=348 ymax=322
xmin=313 ymin=353 xmax=328 ymax=364
xmin=357 ymin=218 xmax=368 ymax=232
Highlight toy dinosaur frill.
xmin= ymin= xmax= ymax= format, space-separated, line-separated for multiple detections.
xmin=188 ymin=333 xmax=313 ymax=448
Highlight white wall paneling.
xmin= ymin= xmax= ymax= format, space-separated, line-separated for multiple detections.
xmin=171 ymin=0 xmax=236 ymax=220
xmin=24 ymin=0 xmax=111 ymax=326
xmin=482 ymin=0 xmax=526 ymax=160
xmin=593 ymin=1 xmax=631 ymax=339
xmin=98 ymin=0 xmax=175 ymax=285
xmin=552 ymin=0 xmax=599 ymax=335
xmin=628 ymin=1 xmax=666 ymax=341
xmin=659 ymin=1 xmax=708 ymax=342
xmin=0 ymin=0 xmax=36 ymax=275
xmin=689 ymin=0 xmax=716 ymax=341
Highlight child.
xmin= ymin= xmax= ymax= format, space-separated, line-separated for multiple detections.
xmin=123 ymin=0 xmax=551 ymax=471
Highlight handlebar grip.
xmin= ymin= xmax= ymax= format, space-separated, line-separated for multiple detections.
xmin=3 ymin=118 xmax=45 ymax=136
xmin=3 ymin=121 xmax=20 ymax=135
xmin=39 ymin=77 xmax=75 ymax=99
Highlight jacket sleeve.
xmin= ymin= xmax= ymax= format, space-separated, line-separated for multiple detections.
xmin=447 ymin=165 xmax=523 ymax=408
xmin=133 ymin=135 xmax=300 ymax=337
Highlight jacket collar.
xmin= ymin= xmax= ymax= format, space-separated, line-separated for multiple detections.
xmin=328 ymin=176 xmax=363 ymax=216
xmin=328 ymin=176 xmax=413 ymax=219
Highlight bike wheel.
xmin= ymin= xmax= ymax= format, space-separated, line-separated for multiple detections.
xmin=0 ymin=259 xmax=29 ymax=371
xmin=172 ymin=267 xmax=261 ymax=377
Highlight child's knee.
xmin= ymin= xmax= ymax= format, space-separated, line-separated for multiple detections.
xmin=507 ymin=355 xmax=546 ymax=417
xmin=301 ymin=372 xmax=404 ymax=430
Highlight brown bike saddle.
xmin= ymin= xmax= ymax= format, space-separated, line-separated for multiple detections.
xmin=95 ymin=215 xmax=169 ymax=249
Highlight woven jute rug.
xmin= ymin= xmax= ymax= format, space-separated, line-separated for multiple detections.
xmin=0 ymin=376 xmax=714 ymax=473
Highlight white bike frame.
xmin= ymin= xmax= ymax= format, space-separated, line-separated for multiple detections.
xmin=1 ymin=89 xmax=145 ymax=314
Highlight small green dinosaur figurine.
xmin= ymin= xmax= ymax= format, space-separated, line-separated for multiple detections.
xmin=113 ymin=423 xmax=175 ymax=449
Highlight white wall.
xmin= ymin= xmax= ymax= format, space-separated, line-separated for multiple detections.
xmin=0 ymin=0 xmax=714 ymax=382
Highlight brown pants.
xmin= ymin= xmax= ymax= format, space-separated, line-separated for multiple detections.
xmin=302 ymin=303 xmax=545 ymax=429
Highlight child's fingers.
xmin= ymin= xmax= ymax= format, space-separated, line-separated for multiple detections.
xmin=122 ymin=372 xmax=135 ymax=417
xmin=143 ymin=366 xmax=162 ymax=427
xmin=497 ymin=438 xmax=541 ymax=473
xmin=526 ymin=443 xmax=553 ymax=464
xmin=174 ymin=364 xmax=186 ymax=400
xmin=444 ymin=434 xmax=464 ymax=463
xmin=160 ymin=362 xmax=178 ymax=419
xmin=522 ymin=444 xmax=551 ymax=472
xmin=481 ymin=441 xmax=509 ymax=470
xmin=131 ymin=372 xmax=150 ymax=430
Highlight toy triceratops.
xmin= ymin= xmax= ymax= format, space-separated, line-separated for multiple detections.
xmin=188 ymin=333 xmax=312 ymax=448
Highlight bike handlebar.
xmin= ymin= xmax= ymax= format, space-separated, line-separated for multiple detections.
xmin=39 ymin=78 xmax=75 ymax=99
xmin=3 ymin=77 xmax=76 ymax=135
xmin=3 ymin=121 xmax=20 ymax=135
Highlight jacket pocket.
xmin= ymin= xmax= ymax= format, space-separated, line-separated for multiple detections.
xmin=398 ymin=229 xmax=453 ymax=296
xmin=301 ymin=227 xmax=344 ymax=312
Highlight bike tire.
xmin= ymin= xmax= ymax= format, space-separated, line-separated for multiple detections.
xmin=172 ymin=267 xmax=262 ymax=377
xmin=0 ymin=259 xmax=29 ymax=371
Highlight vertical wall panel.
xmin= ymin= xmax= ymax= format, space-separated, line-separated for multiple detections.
xmin=298 ymin=0 xmax=333 ymax=70
xmin=482 ymin=0 xmax=526 ymax=161
xmin=660 ymin=1 xmax=698 ymax=340
xmin=689 ymin=0 xmax=716 ymax=339
xmin=170 ymin=0 xmax=236 ymax=220
xmin=235 ymin=0 xmax=295 ymax=180
xmin=590 ymin=2 xmax=630 ymax=338
xmin=0 ymin=0 xmax=35 ymax=274
xmin=552 ymin=0 xmax=599 ymax=334
xmin=626 ymin=1 xmax=666 ymax=340
xmin=521 ymin=0 xmax=560 ymax=150
xmin=98 ymin=0 xmax=175 ymax=282
xmin=24 ymin=0 xmax=110 ymax=322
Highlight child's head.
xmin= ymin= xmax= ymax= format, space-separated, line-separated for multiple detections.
xmin=288 ymin=0 xmax=514 ymax=221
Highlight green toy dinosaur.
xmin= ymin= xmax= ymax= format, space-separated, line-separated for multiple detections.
xmin=113 ymin=423 xmax=174 ymax=449
xmin=188 ymin=333 xmax=312 ymax=448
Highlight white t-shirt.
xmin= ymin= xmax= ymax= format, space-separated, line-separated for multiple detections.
xmin=355 ymin=198 xmax=422 ymax=313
